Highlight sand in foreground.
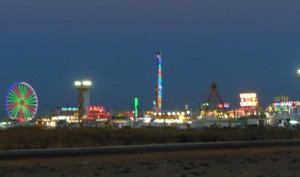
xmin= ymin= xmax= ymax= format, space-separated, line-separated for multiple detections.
xmin=0 ymin=146 xmax=299 ymax=177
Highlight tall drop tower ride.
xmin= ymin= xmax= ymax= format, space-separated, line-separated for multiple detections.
xmin=156 ymin=52 xmax=163 ymax=112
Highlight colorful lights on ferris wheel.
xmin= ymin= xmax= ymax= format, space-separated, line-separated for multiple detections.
xmin=5 ymin=82 xmax=38 ymax=122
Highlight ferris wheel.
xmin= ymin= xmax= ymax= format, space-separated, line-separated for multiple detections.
xmin=5 ymin=82 xmax=38 ymax=122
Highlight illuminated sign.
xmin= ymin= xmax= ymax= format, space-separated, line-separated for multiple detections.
xmin=240 ymin=93 xmax=258 ymax=107
xmin=61 ymin=107 xmax=78 ymax=111
xmin=87 ymin=106 xmax=111 ymax=119
xmin=273 ymin=101 xmax=300 ymax=107
xmin=89 ymin=106 xmax=105 ymax=112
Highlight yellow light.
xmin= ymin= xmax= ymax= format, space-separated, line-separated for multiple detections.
xmin=240 ymin=93 xmax=257 ymax=98
xmin=82 ymin=80 xmax=92 ymax=86
xmin=74 ymin=81 xmax=82 ymax=86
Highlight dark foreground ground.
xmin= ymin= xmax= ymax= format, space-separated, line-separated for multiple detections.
xmin=1 ymin=146 xmax=300 ymax=177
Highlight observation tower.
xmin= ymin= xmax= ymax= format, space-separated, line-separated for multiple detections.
xmin=74 ymin=80 xmax=92 ymax=123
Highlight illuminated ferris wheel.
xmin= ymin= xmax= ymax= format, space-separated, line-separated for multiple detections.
xmin=5 ymin=82 xmax=38 ymax=122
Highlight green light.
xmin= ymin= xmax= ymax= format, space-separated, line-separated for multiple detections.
xmin=134 ymin=97 xmax=139 ymax=118
xmin=6 ymin=82 xmax=38 ymax=121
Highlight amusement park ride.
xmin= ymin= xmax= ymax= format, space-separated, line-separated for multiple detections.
xmin=2 ymin=60 xmax=299 ymax=128
xmin=4 ymin=82 xmax=38 ymax=122
xmin=201 ymin=83 xmax=228 ymax=118
xmin=154 ymin=52 xmax=163 ymax=113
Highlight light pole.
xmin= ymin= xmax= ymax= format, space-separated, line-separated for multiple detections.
xmin=298 ymin=69 xmax=300 ymax=80
xmin=74 ymin=80 xmax=92 ymax=127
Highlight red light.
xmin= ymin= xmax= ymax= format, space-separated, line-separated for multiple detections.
xmin=218 ymin=103 xmax=230 ymax=108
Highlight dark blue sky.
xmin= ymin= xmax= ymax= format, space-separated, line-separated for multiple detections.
xmin=1 ymin=0 xmax=300 ymax=115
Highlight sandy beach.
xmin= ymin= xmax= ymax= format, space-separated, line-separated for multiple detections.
xmin=1 ymin=146 xmax=300 ymax=177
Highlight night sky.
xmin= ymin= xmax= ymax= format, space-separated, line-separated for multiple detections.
xmin=1 ymin=1 xmax=300 ymax=116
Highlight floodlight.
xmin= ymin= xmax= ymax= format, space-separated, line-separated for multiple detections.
xmin=82 ymin=80 xmax=92 ymax=86
xmin=74 ymin=81 xmax=82 ymax=86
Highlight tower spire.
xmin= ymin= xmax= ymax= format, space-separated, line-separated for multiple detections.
xmin=156 ymin=52 xmax=163 ymax=112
